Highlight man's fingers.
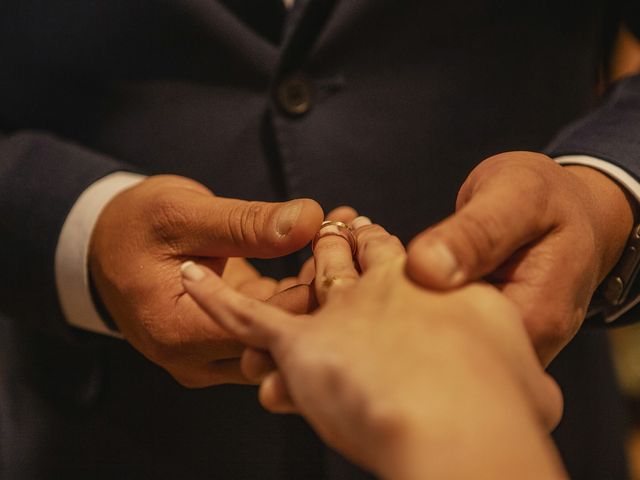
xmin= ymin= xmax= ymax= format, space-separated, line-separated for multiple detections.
xmin=354 ymin=222 xmax=406 ymax=271
xmin=406 ymin=184 xmax=548 ymax=289
xmin=181 ymin=261 xmax=297 ymax=350
xmin=236 ymin=277 xmax=279 ymax=300
xmin=277 ymin=276 xmax=300 ymax=292
xmin=268 ymin=284 xmax=318 ymax=314
xmin=176 ymin=196 xmax=324 ymax=258
xmin=222 ymin=257 xmax=261 ymax=289
xmin=168 ymin=358 xmax=251 ymax=388
xmin=495 ymin=238 xmax=585 ymax=366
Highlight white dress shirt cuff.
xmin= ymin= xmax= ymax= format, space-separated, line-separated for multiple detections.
xmin=55 ymin=172 xmax=146 ymax=337
xmin=555 ymin=155 xmax=640 ymax=323
xmin=555 ymin=155 xmax=640 ymax=203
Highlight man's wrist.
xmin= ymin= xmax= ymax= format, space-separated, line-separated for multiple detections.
xmin=563 ymin=165 xmax=635 ymax=283
xmin=55 ymin=171 xmax=146 ymax=336
xmin=554 ymin=156 xmax=640 ymax=322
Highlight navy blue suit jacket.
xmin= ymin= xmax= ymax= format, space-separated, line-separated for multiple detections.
xmin=0 ymin=1 xmax=639 ymax=478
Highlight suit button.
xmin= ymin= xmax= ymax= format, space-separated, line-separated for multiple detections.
xmin=276 ymin=74 xmax=314 ymax=115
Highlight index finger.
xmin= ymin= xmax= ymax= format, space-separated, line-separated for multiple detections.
xmin=181 ymin=261 xmax=298 ymax=350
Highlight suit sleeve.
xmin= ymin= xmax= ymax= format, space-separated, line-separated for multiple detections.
xmin=0 ymin=130 xmax=139 ymax=340
xmin=546 ymin=73 xmax=640 ymax=174
xmin=547 ymin=0 xmax=640 ymax=165
xmin=546 ymin=57 xmax=640 ymax=325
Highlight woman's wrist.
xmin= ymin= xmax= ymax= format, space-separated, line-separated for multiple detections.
xmin=371 ymin=337 xmax=566 ymax=480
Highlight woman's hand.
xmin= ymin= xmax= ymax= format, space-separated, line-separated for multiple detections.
xmin=181 ymin=220 xmax=565 ymax=479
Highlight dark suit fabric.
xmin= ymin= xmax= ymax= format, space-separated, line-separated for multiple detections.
xmin=0 ymin=1 xmax=638 ymax=478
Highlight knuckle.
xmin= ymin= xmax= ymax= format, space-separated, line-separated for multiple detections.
xmin=227 ymin=202 xmax=266 ymax=248
xmin=271 ymin=329 xmax=298 ymax=360
xmin=388 ymin=235 xmax=404 ymax=249
xmin=311 ymin=350 xmax=347 ymax=388
xmin=357 ymin=224 xmax=385 ymax=237
xmin=318 ymin=236 xmax=349 ymax=251
xmin=361 ymin=397 xmax=406 ymax=442
xmin=365 ymin=233 xmax=400 ymax=253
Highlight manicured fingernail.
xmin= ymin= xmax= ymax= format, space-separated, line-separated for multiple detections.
xmin=421 ymin=241 xmax=464 ymax=286
xmin=276 ymin=201 xmax=303 ymax=236
xmin=351 ymin=216 xmax=372 ymax=230
xmin=180 ymin=261 xmax=206 ymax=282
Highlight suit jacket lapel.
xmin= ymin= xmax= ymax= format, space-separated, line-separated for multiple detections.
xmin=276 ymin=0 xmax=338 ymax=75
xmin=180 ymin=0 xmax=280 ymax=78
xmin=311 ymin=0 xmax=393 ymax=60
xmin=277 ymin=0 xmax=388 ymax=74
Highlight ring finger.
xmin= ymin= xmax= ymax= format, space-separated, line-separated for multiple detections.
xmin=313 ymin=222 xmax=360 ymax=304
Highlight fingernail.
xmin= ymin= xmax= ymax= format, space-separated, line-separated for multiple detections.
xmin=351 ymin=216 xmax=372 ymax=230
xmin=276 ymin=201 xmax=303 ymax=236
xmin=420 ymin=241 xmax=464 ymax=286
xmin=180 ymin=261 xmax=206 ymax=282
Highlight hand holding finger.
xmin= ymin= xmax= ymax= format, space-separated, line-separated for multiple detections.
xmin=312 ymin=221 xmax=360 ymax=304
xmin=181 ymin=261 xmax=299 ymax=351
xmin=182 ymin=261 xmax=302 ymax=411
xmin=406 ymin=153 xmax=553 ymax=289
xmin=297 ymin=206 xmax=360 ymax=287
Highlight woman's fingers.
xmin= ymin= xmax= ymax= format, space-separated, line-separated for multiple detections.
xmin=354 ymin=224 xmax=406 ymax=271
xmin=181 ymin=261 xmax=297 ymax=350
xmin=259 ymin=371 xmax=299 ymax=414
xmin=312 ymin=215 xmax=407 ymax=302
xmin=326 ymin=205 xmax=359 ymax=224
xmin=241 ymin=348 xmax=277 ymax=383
xmin=350 ymin=216 xmax=372 ymax=230
xmin=313 ymin=223 xmax=360 ymax=304
xmin=299 ymin=206 xmax=359 ymax=288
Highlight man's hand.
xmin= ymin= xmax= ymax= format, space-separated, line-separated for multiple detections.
xmin=90 ymin=174 xmax=323 ymax=387
xmin=406 ymin=152 xmax=635 ymax=364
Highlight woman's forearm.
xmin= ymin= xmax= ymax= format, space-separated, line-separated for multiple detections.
xmin=375 ymin=348 xmax=567 ymax=480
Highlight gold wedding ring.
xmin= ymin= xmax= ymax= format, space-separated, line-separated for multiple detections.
xmin=311 ymin=220 xmax=357 ymax=256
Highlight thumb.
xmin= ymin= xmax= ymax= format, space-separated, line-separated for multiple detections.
xmin=406 ymin=184 xmax=548 ymax=289
xmin=184 ymin=196 xmax=324 ymax=258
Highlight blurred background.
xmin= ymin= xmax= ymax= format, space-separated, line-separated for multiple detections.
xmin=611 ymin=324 xmax=640 ymax=480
